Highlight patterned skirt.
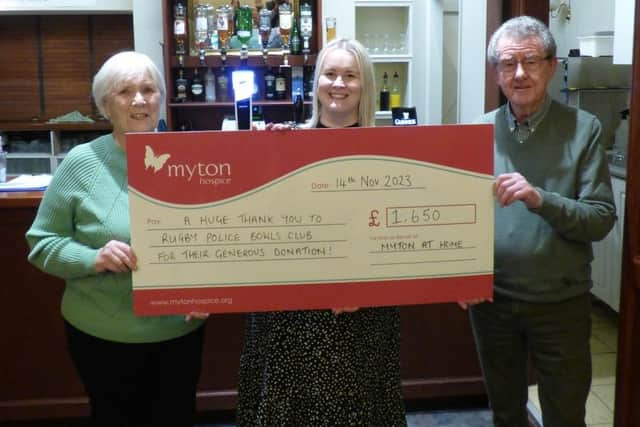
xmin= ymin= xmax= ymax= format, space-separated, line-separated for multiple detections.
xmin=236 ymin=307 xmax=407 ymax=426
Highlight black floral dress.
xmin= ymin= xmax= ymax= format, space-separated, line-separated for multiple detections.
xmin=237 ymin=121 xmax=405 ymax=426
xmin=236 ymin=307 xmax=406 ymax=426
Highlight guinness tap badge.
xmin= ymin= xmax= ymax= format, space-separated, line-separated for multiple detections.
xmin=392 ymin=107 xmax=418 ymax=126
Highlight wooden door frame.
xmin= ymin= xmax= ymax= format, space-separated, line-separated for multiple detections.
xmin=615 ymin=0 xmax=640 ymax=425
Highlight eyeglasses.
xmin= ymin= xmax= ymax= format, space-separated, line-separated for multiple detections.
xmin=496 ymin=56 xmax=552 ymax=74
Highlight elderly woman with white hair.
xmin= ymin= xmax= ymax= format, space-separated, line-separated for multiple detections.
xmin=26 ymin=51 xmax=206 ymax=427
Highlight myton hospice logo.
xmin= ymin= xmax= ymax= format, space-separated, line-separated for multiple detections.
xmin=144 ymin=145 xmax=171 ymax=173
xmin=143 ymin=145 xmax=232 ymax=185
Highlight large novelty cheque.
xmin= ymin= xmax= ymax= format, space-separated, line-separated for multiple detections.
xmin=127 ymin=125 xmax=494 ymax=315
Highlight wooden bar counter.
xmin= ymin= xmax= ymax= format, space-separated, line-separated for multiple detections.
xmin=0 ymin=192 xmax=485 ymax=421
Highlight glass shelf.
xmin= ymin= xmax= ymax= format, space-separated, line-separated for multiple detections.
xmin=369 ymin=54 xmax=412 ymax=62
xmin=0 ymin=126 xmax=110 ymax=175
xmin=355 ymin=4 xmax=410 ymax=57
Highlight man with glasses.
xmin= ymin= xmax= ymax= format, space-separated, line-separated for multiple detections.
xmin=466 ymin=15 xmax=616 ymax=427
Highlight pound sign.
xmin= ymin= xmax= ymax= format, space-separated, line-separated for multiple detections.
xmin=368 ymin=209 xmax=380 ymax=227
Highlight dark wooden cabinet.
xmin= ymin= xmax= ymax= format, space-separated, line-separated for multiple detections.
xmin=0 ymin=195 xmax=484 ymax=422
xmin=0 ymin=198 xmax=89 ymax=420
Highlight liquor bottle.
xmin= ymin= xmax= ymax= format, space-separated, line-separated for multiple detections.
xmin=175 ymin=68 xmax=189 ymax=102
xmin=259 ymin=6 xmax=271 ymax=51
xmin=174 ymin=0 xmax=187 ymax=56
xmin=236 ymin=4 xmax=253 ymax=58
xmin=290 ymin=16 xmax=302 ymax=55
xmin=300 ymin=2 xmax=313 ymax=59
xmin=279 ymin=2 xmax=292 ymax=49
xmin=216 ymin=68 xmax=229 ymax=102
xmin=252 ymin=73 xmax=260 ymax=101
xmin=0 ymin=147 xmax=6 ymax=183
xmin=227 ymin=4 xmax=236 ymax=39
xmin=304 ymin=65 xmax=315 ymax=100
xmin=178 ymin=120 xmax=192 ymax=131
xmin=390 ymin=71 xmax=401 ymax=108
xmin=252 ymin=105 xmax=264 ymax=122
xmin=205 ymin=67 xmax=216 ymax=102
xmin=325 ymin=16 xmax=336 ymax=43
xmin=300 ymin=3 xmax=313 ymax=48
xmin=194 ymin=4 xmax=208 ymax=51
xmin=216 ymin=5 xmax=231 ymax=50
xmin=293 ymin=93 xmax=304 ymax=124
xmin=264 ymin=68 xmax=276 ymax=100
xmin=190 ymin=68 xmax=205 ymax=102
xmin=231 ymin=0 xmax=240 ymax=36
xmin=206 ymin=3 xmax=218 ymax=50
xmin=291 ymin=66 xmax=303 ymax=100
xmin=275 ymin=68 xmax=287 ymax=100
xmin=379 ymin=71 xmax=390 ymax=111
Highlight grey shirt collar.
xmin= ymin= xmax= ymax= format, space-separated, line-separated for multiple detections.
xmin=506 ymin=95 xmax=552 ymax=143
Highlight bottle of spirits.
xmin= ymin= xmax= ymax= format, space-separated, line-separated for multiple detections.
xmin=290 ymin=16 xmax=302 ymax=55
xmin=0 ymin=147 xmax=6 ymax=183
xmin=206 ymin=3 xmax=218 ymax=50
xmin=236 ymin=5 xmax=253 ymax=54
xmin=264 ymin=68 xmax=276 ymax=100
xmin=291 ymin=66 xmax=303 ymax=100
xmin=293 ymin=93 xmax=304 ymax=124
xmin=231 ymin=0 xmax=240 ymax=36
xmin=216 ymin=67 xmax=229 ymax=102
xmin=190 ymin=68 xmax=205 ymax=102
xmin=379 ymin=71 xmax=390 ymax=111
xmin=205 ymin=67 xmax=216 ymax=102
xmin=174 ymin=0 xmax=187 ymax=56
xmin=194 ymin=4 xmax=208 ymax=52
xmin=178 ymin=120 xmax=192 ymax=131
xmin=175 ymin=68 xmax=189 ymax=102
xmin=304 ymin=65 xmax=315 ymax=100
xmin=275 ymin=68 xmax=287 ymax=100
xmin=300 ymin=3 xmax=313 ymax=54
xmin=390 ymin=71 xmax=401 ymax=108
xmin=216 ymin=5 xmax=231 ymax=51
xmin=227 ymin=4 xmax=236 ymax=38
xmin=253 ymin=72 xmax=260 ymax=100
xmin=252 ymin=105 xmax=264 ymax=122
xmin=279 ymin=2 xmax=292 ymax=49
xmin=325 ymin=16 xmax=336 ymax=43
xmin=259 ymin=6 xmax=271 ymax=51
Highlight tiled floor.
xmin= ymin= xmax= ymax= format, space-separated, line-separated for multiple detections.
xmin=195 ymin=408 xmax=493 ymax=427
xmin=406 ymin=408 xmax=492 ymax=426
xmin=528 ymin=299 xmax=619 ymax=427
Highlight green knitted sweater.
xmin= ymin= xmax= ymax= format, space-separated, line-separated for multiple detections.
xmin=476 ymin=99 xmax=616 ymax=302
xmin=26 ymin=134 xmax=204 ymax=343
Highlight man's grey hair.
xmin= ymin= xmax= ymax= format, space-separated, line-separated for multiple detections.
xmin=487 ymin=16 xmax=557 ymax=67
